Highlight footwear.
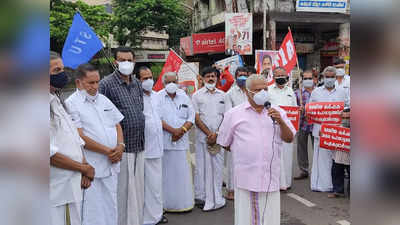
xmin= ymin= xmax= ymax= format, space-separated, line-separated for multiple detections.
xmin=327 ymin=193 xmax=337 ymax=198
xmin=202 ymin=203 xmax=226 ymax=212
xmin=195 ymin=199 xmax=205 ymax=209
xmin=294 ymin=172 xmax=309 ymax=180
xmin=156 ymin=215 xmax=168 ymax=224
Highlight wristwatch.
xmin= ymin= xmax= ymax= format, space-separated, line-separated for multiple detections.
xmin=118 ymin=142 xmax=126 ymax=148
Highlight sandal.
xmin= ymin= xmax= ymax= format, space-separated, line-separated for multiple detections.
xmin=156 ymin=215 xmax=168 ymax=224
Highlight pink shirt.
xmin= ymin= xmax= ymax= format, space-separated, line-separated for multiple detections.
xmin=217 ymin=101 xmax=296 ymax=192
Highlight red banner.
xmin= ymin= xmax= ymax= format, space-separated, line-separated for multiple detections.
xmin=276 ymin=30 xmax=298 ymax=73
xmin=319 ymin=124 xmax=350 ymax=152
xmin=153 ymin=50 xmax=183 ymax=91
xmin=192 ymin=32 xmax=225 ymax=54
xmin=279 ymin=105 xmax=300 ymax=131
xmin=305 ymin=102 xmax=344 ymax=124
xmin=180 ymin=36 xmax=193 ymax=56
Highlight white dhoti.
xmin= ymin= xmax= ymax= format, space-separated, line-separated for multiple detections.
xmin=51 ymin=202 xmax=82 ymax=225
xmin=194 ymin=142 xmax=226 ymax=211
xmin=311 ymin=137 xmax=333 ymax=192
xmin=83 ymin=174 xmax=118 ymax=225
xmin=234 ymin=188 xmax=280 ymax=225
xmin=162 ymin=149 xmax=194 ymax=212
xmin=143 ymin=158 xmax=163 ymax=225
xmin=224 ymin=150 xmax=235 ymax=192
xmin=280 ymin=142 xmax=294 ymax=189
xmin=118 ymin=152 xmax=145 ymax=225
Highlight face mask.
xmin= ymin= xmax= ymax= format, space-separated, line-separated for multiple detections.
xmin=324 ymin=77 xmax=336 ymax=88
xmin=252 ymin=90 xmax=269 ymax=106
xmin=275 ymin=77 xmax=287 ymax=85
xmin=50 ymin=71 xmax=68 ymax=89
xmin=165 ymin=82 xmax=178 ymax=94
xmin=79 ymin=89 xmax=98 ymax=101
xmin=336 ymin=68 xmax=345 ymax=77
xmin=236 ymin=76 xmax=247 ymax=87
xmin=205 ymin=82 xmax=216 ymax=90
xmin=302 ymin=79 xmax=314 ymax=88
xmin=142 ymin=79 xmax=154 ymax=92
xmin=118 ymin=61 xmax=134 ymax=75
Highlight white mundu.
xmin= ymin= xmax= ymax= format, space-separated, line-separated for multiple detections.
xmin=193 ymin=87 xmax=226 ymax=211
xmin=143 ymin=91 xmax=164 ymax=225
xmin=309 ymin=85 xmax=349 ymax=192
xmin=156 ymin=89 xmax=195 ymax=212
xmin=268 ymin=83 xmax=298 ymax=190
xmin=50 ymin=93 xmax=84 ymax=225
xmin=66 ymin=90 xmax=124 ymax=225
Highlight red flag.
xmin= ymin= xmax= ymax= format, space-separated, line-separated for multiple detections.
xmin=153 ymin=50 xmax=183 ymax=91
xmin=276 ymin=30 xmax=298 ymax=74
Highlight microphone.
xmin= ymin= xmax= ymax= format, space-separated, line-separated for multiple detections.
xmin=264 ymin=101 xmax=276 ymax=123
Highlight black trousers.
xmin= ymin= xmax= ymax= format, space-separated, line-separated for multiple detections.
xmin=331 ymin=160 xmax=350 ymax=194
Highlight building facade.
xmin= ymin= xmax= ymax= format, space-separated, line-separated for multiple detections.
xmin=188 ymin=0 xmax=350 ymax=72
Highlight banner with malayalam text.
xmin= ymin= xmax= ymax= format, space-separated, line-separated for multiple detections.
xmin=279 ymin=106 xmax=300 ymax=131
xmin=319 ymin=124 xmax=350 ymax=152
xmin=305 ymin=102 xmax=344 ymax=124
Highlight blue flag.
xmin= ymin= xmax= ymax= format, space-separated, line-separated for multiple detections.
xmin=62 ymin=12 xmax=103 ymax=69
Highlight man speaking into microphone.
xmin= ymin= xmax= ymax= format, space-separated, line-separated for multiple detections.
xmin=217 ymin=74 xmax=296 ymax=225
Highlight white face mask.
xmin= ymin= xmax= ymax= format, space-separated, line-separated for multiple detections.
xmin=118 ymin=61 xmax=135 ymax=75
xmin=79 ymin=89 xmax=98 ymax=102
xmin=165 ymin=82 xmax=178 ymax=94
xmin=336 ymin=68 xmax=345 ymax=77
xmin=205 ymin=82 xmax=216 ymax=90
xmin=302 ymin=79 xmax=314 ymax=88
xmin=142 ymin=79 xmax=154 ymax=92
xmin=250 ymin=89 xmax=269 ymax=106
xmin=324 ymin=77 xmax=336 ymax=88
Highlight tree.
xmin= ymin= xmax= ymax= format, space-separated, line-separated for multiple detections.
xmin=50 ymin=0 xmax=111 ymax=52
xmin=112 ymin=0 xmax=191 ymax=48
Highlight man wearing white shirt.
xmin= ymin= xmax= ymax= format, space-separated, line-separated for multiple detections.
xmin=223 ymin=67 xmax=248 ymax=200
xmin=309 ymin=66 xmax=350 ymax=192
xmin=335 ymin=68 xmax=350 ymax=91
xmin=193 ymin=67 xmax=226 ymax=211
xmin=155 ymin=72 xmax=195 ymax=212
xmin=268 ymin=67 xmax=298 ymax=191
xmin=65 ymin=63 xmax=125 ymax=225
xmin=50 ymin=52 xmax=95 ymax=225
xmin=137 ymin=67 xmax=168 ymax=225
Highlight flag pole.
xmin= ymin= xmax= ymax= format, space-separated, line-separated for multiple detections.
xmin=288 ymin=26 xmax=303 ymax=107
xmin=169 ymin=48 xmax=199 ymax=76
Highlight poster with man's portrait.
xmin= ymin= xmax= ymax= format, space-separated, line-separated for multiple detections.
xmin=225 ymin=13 xmax=253 ymax=55
xmin=255 ymin=50 xmax=279 ymax=86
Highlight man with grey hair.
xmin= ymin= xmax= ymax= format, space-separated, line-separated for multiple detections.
xmin=155 ymin=72 xmax=196 ymax=212
xmin=217 ymin=74 xmax=296 ymax=225
xmin=268 ymin=67 xmax=298 ymax=191
xmin=309 ymin=66 xmax=350 ymax=192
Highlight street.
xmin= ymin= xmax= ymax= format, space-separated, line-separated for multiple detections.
xmin=164 ymin=134 xmax=351 ymax=225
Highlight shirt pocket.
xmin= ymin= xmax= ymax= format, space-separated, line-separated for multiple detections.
xmin=103 ymin=108 xmax=117 ymax=127
xmin=177 ymin=106 xmax=189 ymax=120
xmin=217 ymin=100 xmax=225 ymax=115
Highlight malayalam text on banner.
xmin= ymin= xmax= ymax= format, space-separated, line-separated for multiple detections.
xmin=319 ymin=124 xmax=350 ymax=152
xmin=305 ymin=101 xmax=344 ymax=124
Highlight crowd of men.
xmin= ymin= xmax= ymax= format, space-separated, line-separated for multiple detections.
xmin=50 ymin=46 xmax=350 ymax=225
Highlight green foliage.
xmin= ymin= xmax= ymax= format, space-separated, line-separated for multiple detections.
xmin=112 ymin=0 xmax=191 ymax=48
xmin=50 ymin=0 xmax=111 ymax=52
xmin=150 ymin=62 xmax=164 ymax=80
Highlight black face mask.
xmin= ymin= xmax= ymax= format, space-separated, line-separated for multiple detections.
xmin=50 ymin=71 xmax=68 ymax=89
xmin=275 ymin=77 xmax=287 ymax=85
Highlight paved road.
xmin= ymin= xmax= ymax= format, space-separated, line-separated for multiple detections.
xmin=165 ymin=133 xmax=350 ymax=225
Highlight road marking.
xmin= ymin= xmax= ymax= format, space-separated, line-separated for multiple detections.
xmin=336 ymin=220 xmax=351 ymax=225
xmin=287 ymin=193 xmax=316 ymax=207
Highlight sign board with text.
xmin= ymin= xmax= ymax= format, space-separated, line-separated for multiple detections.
xmin=296 ymin=0 xmax=348 ymax=13
xmin=319 ymin=124 xmax=350 ymax=152
xmin=305 ymin=102 xmax=344 ymax=124
xmin=279 ymin=106 xmax=301 ymax=131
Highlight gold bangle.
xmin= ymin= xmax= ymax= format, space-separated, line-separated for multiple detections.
xmin=181 ymin=126 xmax=188 ymax=133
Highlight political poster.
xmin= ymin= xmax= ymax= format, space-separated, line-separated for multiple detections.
xmin=279 ymin=106 xmax=301 ymax=131
xmin=255 ymin=50 xmax=279 ymax=86
xmin=225 ymin=13 xmax=253 ymax=55
xmin=319 ymin=124 xmax=350 ymax=152
xmin=305 ymin=102 xmax=344 ymax=124
xmin=177 ymin=62 xmax=199 ymax=96
xmin=215 ymin=55 xmax=244 ymax=77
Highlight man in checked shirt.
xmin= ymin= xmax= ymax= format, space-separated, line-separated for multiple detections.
xmin=99 ymin=47 xmax=145 ymax=225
